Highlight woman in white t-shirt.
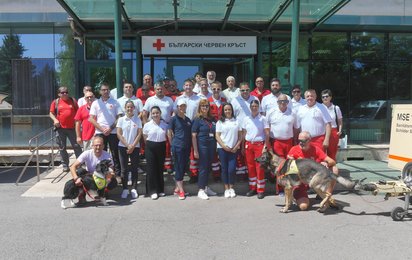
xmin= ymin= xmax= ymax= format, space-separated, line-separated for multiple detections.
xmin=117 ymin=101 xmax=142 ymax=199
xmin=143 ymin=106 xmax=168 ymax=200
xmin=215 ymin=103 xmax=243 ymax=198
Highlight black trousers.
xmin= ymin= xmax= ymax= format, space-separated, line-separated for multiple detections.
xmin=145 ymin=141 xmax=166 ymax=195
xmin=118 ymin=146 xmax=140 ymax=189
xmin=96 ymin=133 xmax=121 ymax=176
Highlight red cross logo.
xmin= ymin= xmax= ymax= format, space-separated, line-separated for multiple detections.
xmin=153 ymin=38 xmax=165 ymax=52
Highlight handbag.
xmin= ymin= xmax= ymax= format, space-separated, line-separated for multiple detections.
xmin=334 ymin=105 xmax=345 ymax=138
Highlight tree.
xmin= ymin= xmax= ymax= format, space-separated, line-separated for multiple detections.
xmin=0 ymin=34 xmax=25 ymax=103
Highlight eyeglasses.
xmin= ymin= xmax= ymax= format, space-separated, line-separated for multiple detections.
xmin=201 ymin=105 xmax=210 ymax=108
xmin=292 ymin=90 xmax=301 ymax=93
xmin=60 ymin=91 xmax=68 ymax=94
xmin=212 ymin=88 xmax=221 ymax=91
xmin=322 ymin=95 xmax=330 ymax=99
xmin=277 ymin=100 xmax=289 ymax=104
xmin=240 ymin=89 xmax=249 ymax=92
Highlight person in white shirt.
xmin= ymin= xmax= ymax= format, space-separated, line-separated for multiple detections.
xmin=117 ymin=81 xmax=143 ymax=118
xmin=143 ymin=106 xmax=168 ymax=200
xmin=116 ymin=100 xmax=143 ymax=199
xmin=296 ymin=89 xmax=332 ymax=152
xmin=231 ymin=82 xmax=259 ymax=122
xmin=142 ymin=83 xmax=174 ymax=124
xmin=89 ymin=83 xmax=123 ymax=176
xmin=196 ymin=78 xmax=212 ymax=100
xmin=290 ymin=85 xmax=306 ymax=112
xmin=266 ymin=94 xmax=299 ymax=195
xmin=215 ymin=103 xmax=242 ymax=198
xmin=261 ymin=78 xmax=291 ymax=115
xmin=192 ymin=72 xmax=204 ymax=94
xmin=174 ymin=79 xmax=202 ymax=120
xmin=77 ymin=85 xmax=93 ymax=107
xmin=231 ymin=82 xmax=259 ymax=177
xmin=222 ymin=76 xmax=240 ymax=102
xmin=206 ymin=70 xmax=216 ymax=91
xmin=242 ymin=100 xmax=270 ymax=199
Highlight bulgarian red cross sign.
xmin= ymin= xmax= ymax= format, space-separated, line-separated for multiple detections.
xmin=152 ymin=38 xmax=165 ymax=51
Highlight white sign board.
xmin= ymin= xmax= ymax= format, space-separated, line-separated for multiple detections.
xmin=142 ymin=36 xmax=257 ymax=55
xmin=388 ymin=104 xmax=412 ymax=170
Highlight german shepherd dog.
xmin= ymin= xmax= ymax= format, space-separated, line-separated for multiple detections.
xmin=61 ymin=159 xmax=115 ymax=208
xmin=256 ymin=151 xmax=356 ymax=213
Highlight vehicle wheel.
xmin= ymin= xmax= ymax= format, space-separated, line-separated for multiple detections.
xmin=401 ymin=162 xmax=412 ymax=179
xmin=391 ymin=207 xmax=405 ymax=221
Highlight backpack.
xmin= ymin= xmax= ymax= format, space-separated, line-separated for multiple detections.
xmin=54 ymin=97 xmax=78 ymax=115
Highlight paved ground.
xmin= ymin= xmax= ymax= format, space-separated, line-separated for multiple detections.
xmin=1 ymin=162 xmax=412 ymax=259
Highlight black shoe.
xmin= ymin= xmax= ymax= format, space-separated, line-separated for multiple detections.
xmin=329 ymin=202 xmax=341 ymax=210
xmin=246 ymin=190 xmax=257 ymax=197
xmin=315 ymin=195 xmax=322 ymax=201
xmin=189 ymin=176 xmax=198 ymax=184
xmin=257 ymin=192 xmax=265 ymax=199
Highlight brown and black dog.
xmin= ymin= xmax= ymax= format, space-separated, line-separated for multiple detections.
xmin=256 ymin=151 xmax=356 ymax=213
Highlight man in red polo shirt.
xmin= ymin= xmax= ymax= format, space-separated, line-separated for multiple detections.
xmin=250 ymin=76 xmax=270 ymax=102
xmin=74 ymin=90 xmax=96 ymax=150
xmin=287 ymin=131 xmax=336 ymax=211
xmin=49 ymin=86 xmax=82 ymax=172
xmin=136 ymin=74 xmax=155 ymax=99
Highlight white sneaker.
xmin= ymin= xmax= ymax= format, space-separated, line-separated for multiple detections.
xmin=121 ymin=189 xmax=129 ymax=199
xmin=229 ymin=188 xmax=237 ymax=198
xmin=224 ymin=189 xmax=230 ymax=198
xmin=131 ymin=189 xmax=138 ymax=199
xmin=197 ymin=190 xmax=209 ymax=200
xmin=151 ymin=193 xmax=159 ymax=200
xmin=205 ymin=186 xmax=217 ymax=196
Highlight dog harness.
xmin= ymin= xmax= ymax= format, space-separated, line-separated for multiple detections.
xmin=93 ymin=174 xmax=107 ymax=190
xmin=276 ymin=159 xmax=300 ymax=179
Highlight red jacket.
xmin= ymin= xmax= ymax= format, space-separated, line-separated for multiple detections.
xmin=208 ymin=96 xmax=226 ymax=121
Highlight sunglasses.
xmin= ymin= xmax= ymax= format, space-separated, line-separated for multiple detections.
xmin=292 ymin=90 xmax=301 ymax=93
xmin=322 ymin=95 xmax=330 ymax=99
xmin=298 ymin=139 xmax=309 ymax=144
xmin=240 ymin=89 xmax=249 ymax=92
xmin=60 ymin=91 xmax=68 ymax=94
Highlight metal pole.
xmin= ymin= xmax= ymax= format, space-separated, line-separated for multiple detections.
xmin=114 ymin=0 xmax=123 ymax=97
xmin=289 ymin=0 xmax=300 ymax=86
xmin=136 ymin=35 xmax=142 ymax=86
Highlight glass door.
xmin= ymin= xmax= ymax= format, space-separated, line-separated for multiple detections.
xmin=167 ymin=60 xmax=202 ymax=90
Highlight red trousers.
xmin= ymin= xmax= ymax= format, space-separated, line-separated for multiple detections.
xmin=189 ymin=145 xmax=220 ymax=177
xmin=245 ymin=141 xmax=265 ymax=193
xmin=272 ymin=138 xmax=293 ymax=193
xmin=326 ymin=128 xmax=339 ymax=160
xmin=311 ymin=135 xmax=325 ymax=152
xmin=236 ymin=151 xmax=247 ymax=175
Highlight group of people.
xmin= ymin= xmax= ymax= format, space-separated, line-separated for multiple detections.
xmin=50 ymin=70 xmax=343 ymax=209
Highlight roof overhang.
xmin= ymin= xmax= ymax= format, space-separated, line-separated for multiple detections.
xmin=57 ymin=0 xmax=350 ymax=36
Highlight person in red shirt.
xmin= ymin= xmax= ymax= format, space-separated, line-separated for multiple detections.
xmin=136 ymin=74 xmax=155 ymax=99
xmin=250 ymin=76 xmax=270 ymax=102
xmin=166 ymin=79 xmax=180 ymax=101
xmin=74 ymin=91 xmax=96 ymax=150
xmin=287 ymin=131 xmax=336 ymax=211
xmin=208 ymin=81 xmax=226 ymax=121
xmin=49 ymin=86 xmax=82 ymax=172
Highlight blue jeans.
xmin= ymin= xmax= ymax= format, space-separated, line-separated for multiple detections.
xmin=172 ymin=146 xmax=190 ymax=181
xmin=197 ymin=142 xmax=216 ymax=189
xmin=217 ymin=148 xmax=237 ymax=185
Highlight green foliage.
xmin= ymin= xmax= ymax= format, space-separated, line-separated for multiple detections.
xmin=0 ymin=34 xmax=25 ymax=103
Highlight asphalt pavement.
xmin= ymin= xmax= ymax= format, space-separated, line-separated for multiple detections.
xmin=1 ymin=162 xmax=412 ymax=260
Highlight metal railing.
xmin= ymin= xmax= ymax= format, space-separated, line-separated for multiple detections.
xmin=15 ymin=127 xmax=59 ymax=185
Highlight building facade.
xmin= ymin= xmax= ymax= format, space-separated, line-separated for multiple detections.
xmin=0 ymin=0 xmax=411 ymax=146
